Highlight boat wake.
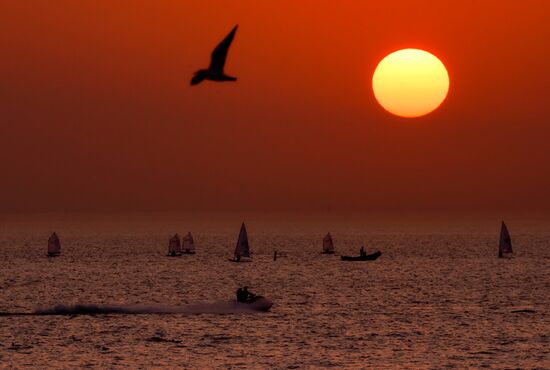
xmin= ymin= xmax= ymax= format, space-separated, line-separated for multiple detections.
xmin=0 ymin=299 xmax=273 ymax=316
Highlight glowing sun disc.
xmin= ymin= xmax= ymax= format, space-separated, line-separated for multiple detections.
xmin=372 ymin=49 xmax=449 ymax=118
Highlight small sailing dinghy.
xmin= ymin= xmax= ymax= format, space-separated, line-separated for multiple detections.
xmin=182 ymin=232 xmax=196 ymax=254
xmin=498 ymin=221 xmax=513 ymax=258
xmin=167 ymin=234 xmax=182 ymax=257
xmin=47 ymin=232 xmax=61 ymax=257
xmin=322 ymin=232 xmax=335 ymax=254
xmin=228 ymin=222 xmax=252 ymax=262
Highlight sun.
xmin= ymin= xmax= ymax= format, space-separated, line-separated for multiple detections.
xmin=372 ymin=49 xmax=449 ymax=118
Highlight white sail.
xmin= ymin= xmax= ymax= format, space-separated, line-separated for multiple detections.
xmin=47 ymin=232 xmax=61 ymax=255
xmin=234 ymin=222 xmax=250 ymax=258
xmin=182 ymin=232 xmax=195 ymax=252
xmin=323 ymin=232 xmax=334 ymax=253
xmin=499 ymin=221 xmax=513 ymax=255
xmin=168 ymin=234 xmax=182 ymax=255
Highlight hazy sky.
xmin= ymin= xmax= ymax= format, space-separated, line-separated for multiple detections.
xmin=0 ymin=1 xmax=548 ymax=212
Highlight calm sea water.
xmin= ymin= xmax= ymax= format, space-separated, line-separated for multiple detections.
xmin=1 ymin=212 xmax=549 ymax=369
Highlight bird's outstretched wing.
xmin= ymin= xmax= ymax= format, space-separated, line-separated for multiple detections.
xmin=209 ymin=25 xmax=238 ymax=72
xmin=190 ymin=72 xmax=205 ymax=85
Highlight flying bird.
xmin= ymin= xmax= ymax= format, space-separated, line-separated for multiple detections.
xmin=191 ymin=25 xmax=238 ymax=86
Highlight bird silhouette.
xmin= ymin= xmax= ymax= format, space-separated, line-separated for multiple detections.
xmin=191 ymin=25 xmax=238 ymax=86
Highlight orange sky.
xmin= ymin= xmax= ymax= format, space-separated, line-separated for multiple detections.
xmin=0 ymin=0 xmax=548 ymax=212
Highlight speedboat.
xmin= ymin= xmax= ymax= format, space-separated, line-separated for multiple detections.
xmin=235 ymin=296 xmax=273 ymax=312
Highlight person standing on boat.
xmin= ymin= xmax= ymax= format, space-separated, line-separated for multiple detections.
xmin=360 ymin=246 xmax=366 ymax=257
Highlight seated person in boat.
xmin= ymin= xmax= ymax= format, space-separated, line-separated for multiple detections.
xmin=243 ymin=286 xmax=255 ymax=301
xmin=236 ymin=286 xmax=256 ymax=303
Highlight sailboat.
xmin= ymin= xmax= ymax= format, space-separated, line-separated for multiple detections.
xmin=322 ymin=232 xmax=335 ymax=254
xmin=228 ymin=222 xmax=252 ymax=262
xmin=498 ymin=221 xmax=513 ymax=258
xmin=182 ymin=232 xmax=196 ymax=254
xmin=167 ymin=234 xmax=182 ymax=257
xmin=47 ymin=232 xmax=61 ymax=257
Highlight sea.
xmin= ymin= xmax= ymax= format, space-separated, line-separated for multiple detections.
xmin=0 ymin=212 xmax=549 ymax=369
